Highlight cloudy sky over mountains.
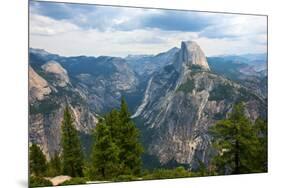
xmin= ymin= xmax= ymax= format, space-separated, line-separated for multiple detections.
xmin=29 ymin=1 xmax=267 ymax=57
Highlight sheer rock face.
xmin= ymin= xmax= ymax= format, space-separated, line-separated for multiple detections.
xmin=73 ymin=57 xmax=139 ymax=114
xmin=29 ymin=102 xmax=98 ymax=159
xmin=41 ymin=60 xmax=70 ymax=87
xmin=29 ymin=61 xmax=98 ymax=159
xmin=29 ymin=41 xmax=267 ymax=166
xmin=175 ymin=41 xmax=210 ymax=72
xmin=133 ymin=41 xmax=266 ymax=168
xmin=29 ymin=66 xmax=51 ymax=102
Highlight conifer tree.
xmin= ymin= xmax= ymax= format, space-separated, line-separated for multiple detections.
xmin=90 ymin=97 xmax=144 ymax=178
xmin=253 ymin=118 xmax=268 ymax=172
xmin=209 ymin=103 xmax=266 ymax=174
xmin=30 ymin=144 xmax=47 ymax=176
xmin=91 ymin=119 xmax=119 ymax=179
xmin=48 ymin=151 xmax=61 ymax=176
xmin=118 ymin=97 xmax=143 ymax=175
xmin=105 ymin=109 xmax=122 ymax=143
xmin=61 ymin=106 xmax=84 ymax=177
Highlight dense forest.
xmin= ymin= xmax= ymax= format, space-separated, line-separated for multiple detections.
xmin=29 ymin=99 xmax=267 ymax=187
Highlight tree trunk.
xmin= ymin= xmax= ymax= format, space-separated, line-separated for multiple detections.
xmin=234 ymin=138 xmax=240 ymax=174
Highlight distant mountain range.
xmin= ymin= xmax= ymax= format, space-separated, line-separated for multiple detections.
xmin=29 ymin=41 xmax=267 ymax=168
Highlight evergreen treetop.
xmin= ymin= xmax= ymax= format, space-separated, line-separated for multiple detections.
xmin=29 ymin=144 xmax=47 ymax=177
xmin=209 ymin=103 xmax=267 ymax=174
xmin=61 ymin=105 xmax=84 ymax=177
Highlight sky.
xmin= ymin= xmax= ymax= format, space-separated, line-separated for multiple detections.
xmin=29 ymin=1 xmax=267 ymax=57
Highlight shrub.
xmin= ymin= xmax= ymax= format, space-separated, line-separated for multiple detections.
xmin=209 ymin=83 xmax=234 ymax=101
xmin=177 ymin=79 xmax=195 ymax=93
xmin=113 ymin=175 xmax=136 ymax=182
xmin=29 ymin=176 xmax=52 ymax=187
xmin=30 ymin=100 xmax=59 ymax=114
xmin=142 ymin=167 xmax=192 ymax=180
xmin=59 ymin=177 xmax=87 ymax=186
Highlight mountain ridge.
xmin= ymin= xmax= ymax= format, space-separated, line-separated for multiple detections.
xmin=29 ymin=41 xmax=267 ymax=167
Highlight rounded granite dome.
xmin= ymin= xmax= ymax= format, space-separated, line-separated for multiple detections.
xmin=179 ymin=41 xmax=210 ymax=70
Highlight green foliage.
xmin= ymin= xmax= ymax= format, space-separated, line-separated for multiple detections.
xmin=209 ymin=103 xmax=267 ymax=174
xmin=177 ymin=79 xmax=195 ymax=93
xmin=91 ymin=119 xmax=120 ymax=180
xmin=59 ymin=177 xmax=87 ymax=186
xmin=113 ymin=174 xmax=137 ymax=182
xmin=253 ymin=118 xmax=268 ymax=172
xmin=213 ymin=112 xmax=225 ymax=120
xmin=161 ymin=159 xmax=190 ymax=169
xmin=142 ymin=167 xmax=193 ymax=180
xmin=29 ymin=100 xmax=59 ymax=114
xmin=29 ymin=176 xmax=52 ymax=187
xmin=196 ymin=159 xmax=208 ymax=176
xmin=141 ymin=153 xmax=162 ymax=170
xmin=79 ymin=131 xmax=93 ymax=159
xmin=90 ymin=97 xmax=144 ymax=180
xmin=238 ymin=87 xmax=260 ymax=102
xmin=46 ymin=152 xmax=61 ymax=177
xmin=209 ymin=83 xmax=234 ymax=101
xmin=61 ymin=106 xmax=84 ymax=177
xmin=117 ymin=98 xmax=144 ymax=175
xmin=29 ymin=144 xmax=47 ymax=176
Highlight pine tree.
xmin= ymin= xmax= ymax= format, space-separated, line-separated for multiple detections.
xmin=120 ymin=97 xmax=130 ymax=123
xmin=253 ymin=118 xmax=268 ymax=172
xmin=90 ymin=97 xmax=144 ymax=178
xmin=91 ymin=119 xmax=119 ymax=179
xmin=105 ymin=109 xmax=122 ymax=143
xmin=30 ymin=144 xmax=47 ymax=176
xmin=209 ymin=103 xmax=266 ymax=174
xmin=118 ymin=97 xmax=143 ymax=175
xmin=61 ymin=106 xmax=84 ymax=177
xmin=48 ymin=151 xmax=61 ymax=176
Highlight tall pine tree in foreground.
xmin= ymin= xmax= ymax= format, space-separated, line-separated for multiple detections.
xmin=91 ymin=119 xmax=119 ymax=179
xmin=209 ymin=103 xmax=267 ymax=174
xmin=90 ymin=97 xmax=143 ymax=179
xmin=254 ymin=118 xmax=268 ymax=172
xmin=47 ymin=151 xmax=61 ymax=177
xmin=30 ymin=144 xmax=47 ymax=176
xmin=118 ymin=98 xmax=143 ymax=175
xmin=61 ymin=106 xmax=84 ymax=177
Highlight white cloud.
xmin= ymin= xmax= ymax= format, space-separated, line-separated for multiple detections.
xmin=30 ymin=12 xmax=267 ymax=57
xmin=30 ymin=25 xmax=195 ymax=57
xmin=30 ymin=14 xmax=79 ymax=36
xmin=196 ymin=37 xmax=267 ymax=56
xmin=199 ymin=14 xmax=267 ymax=39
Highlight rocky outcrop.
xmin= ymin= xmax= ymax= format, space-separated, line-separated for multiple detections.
xmin=29 ymin=62 xmax=98 ymax=158
xmin=175 ymin=41 xmax=210 ymax=72
xmin=29 ymin=102 xmax=97 ymax=158
xmin=29 ymin=66 xmax=51 ymax=102
xmin=42 ymin=61 xmax=70 ymax=87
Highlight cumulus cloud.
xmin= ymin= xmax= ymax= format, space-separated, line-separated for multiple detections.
xmin=199 ymin=14 xmax=267 ymax=39
xmin=30 ymin=1 xmax=96 ymax=20
xmin=30 ymin=14 xmax=79 ymax=36
xmin=30 ymin=1 xmax=215 ymax=32
xmin=29 ymin=1 xmax=267 ymax=57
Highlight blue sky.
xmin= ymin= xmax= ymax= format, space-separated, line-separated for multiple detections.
xmin=29 ymin=1 xmax=267 ymax=57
